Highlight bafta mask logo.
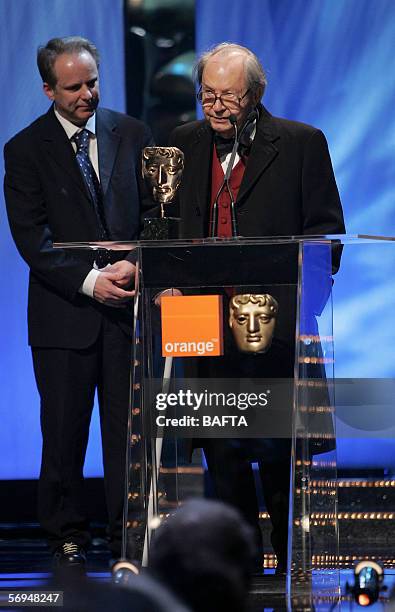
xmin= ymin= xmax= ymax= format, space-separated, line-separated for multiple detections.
xmin=229 ymin=294 xmax=279 ymax=354
xmin=142 ymin=146 xmax=184 ymax=214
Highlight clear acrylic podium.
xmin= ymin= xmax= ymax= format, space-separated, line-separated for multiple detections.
xmin=127 ymin=235 xmax=338 ymax=604
xmin=55 ymin=235 xmax=395 ymax=608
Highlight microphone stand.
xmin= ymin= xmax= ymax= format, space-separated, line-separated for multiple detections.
xmin=209 ymin=115 xmax=238 ymax=238
xmin=223 ymin=120 xmax=239 ymax=237
xmin=209 ymin=109 xmax=258 ymax=238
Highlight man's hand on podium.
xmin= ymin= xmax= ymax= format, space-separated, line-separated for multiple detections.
xmin=93 ymin=260 xmax=136 ymax=307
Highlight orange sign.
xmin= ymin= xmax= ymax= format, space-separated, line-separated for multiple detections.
xmin=161 ymin=295 xmax=223 ymax=357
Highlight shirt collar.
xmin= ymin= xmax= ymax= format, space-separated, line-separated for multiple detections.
xmin=54 ymin=107 xmax=96 ymax=140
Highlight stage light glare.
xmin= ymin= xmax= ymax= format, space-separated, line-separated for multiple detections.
xmin=111 ymin=559 xmax=140 ymax=586
xmin=346 ymin=560 xmax=385 ymax=607
xmin=357 ymin=593 xmax=371 ymax=606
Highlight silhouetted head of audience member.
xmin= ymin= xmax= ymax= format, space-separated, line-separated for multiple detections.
xmin=57 ymin=572 xmax=190 ymax=612
xmin=148 ymin=498 xmax=257 ymax=612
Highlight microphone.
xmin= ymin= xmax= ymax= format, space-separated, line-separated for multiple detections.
xmin=223 ymin=118 xmax=239 ymax=236
xmin=210 ymin=114 xmax=238 ymax=237
xmin=209 ymin=109 xmax=258 ymax=238
xmin=223 ymin=108 xmax=258 ymax=236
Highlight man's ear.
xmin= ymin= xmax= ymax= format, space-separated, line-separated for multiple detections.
xmin=43 ymin=82 xmax=55 ymax=101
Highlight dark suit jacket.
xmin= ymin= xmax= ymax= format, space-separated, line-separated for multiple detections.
xmin=168 ymin=107 xmax=345 ymax=457
xmin=169 ymin=105 xmax=345 ymax=250
xmin=4 ymin=106 xmax=153 ymax=348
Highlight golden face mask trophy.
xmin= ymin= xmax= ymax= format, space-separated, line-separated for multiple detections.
xmin=229 ymin=294 xmax=279 ymax=354
xmin=141 ymin=146 xmax=184 ymax=239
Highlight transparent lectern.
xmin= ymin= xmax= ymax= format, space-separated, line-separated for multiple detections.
xmin=55 ymin=234 xmax=395 ymax=608
xmin=125 ymin=236 xmax=338 ymax=602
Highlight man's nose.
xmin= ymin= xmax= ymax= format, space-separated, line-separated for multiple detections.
xmin=212 ymin=97 xmax=226 ymax=111
xmin=247 ymin=314 xmax=259 ymax=333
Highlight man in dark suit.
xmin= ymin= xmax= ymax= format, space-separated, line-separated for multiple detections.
xmin=169 ymin=42 xmax=345 ymax=572
xmin=4 ymin=37 xmax=153 ymax=567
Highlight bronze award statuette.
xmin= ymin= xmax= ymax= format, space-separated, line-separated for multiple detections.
xmin=229 ymin=294 xmax=279 ymax=354
xmin=141 ymin=146 xmax=184 ymax=240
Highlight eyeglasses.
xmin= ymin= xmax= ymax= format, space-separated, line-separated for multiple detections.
xmin=196 ymin=88 xmax=250 ymax=108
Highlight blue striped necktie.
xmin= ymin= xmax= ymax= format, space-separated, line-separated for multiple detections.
xmin=73 ymin=129 xmax=109 ymax=240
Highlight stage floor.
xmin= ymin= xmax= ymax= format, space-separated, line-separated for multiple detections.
xmin=1 ymin=529 xmax=394 ymax=611
xmin=1 ymin=473 xmax=394 ymax=610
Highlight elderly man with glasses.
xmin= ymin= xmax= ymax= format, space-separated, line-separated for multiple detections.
xmin=168 ymin=42 xmax=345 ymax=574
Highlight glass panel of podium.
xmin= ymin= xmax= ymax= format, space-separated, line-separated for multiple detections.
xmin=56 ymin=235 xmax=395 ymax=608
xmin=127 ymin=236 xmax=338 ymax=604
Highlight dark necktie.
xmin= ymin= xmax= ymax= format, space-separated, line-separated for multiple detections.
xmin=73 ymin=129 xmax=109 ymax=240
xmin=214 ymin=133 xmax=234 ymax=158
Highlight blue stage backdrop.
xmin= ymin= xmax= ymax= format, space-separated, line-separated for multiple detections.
xmin=196 ymin=0 xmax=395 ymax=467
xmin=0 ymin=0 xmax=125 ymax=479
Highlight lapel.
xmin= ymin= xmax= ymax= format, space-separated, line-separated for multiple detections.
xmin=40 ymin=106 xmax=89 ymax=200
xmin=96 ymin=109 xmax=121 ymax=197
xmin=189 ymin=122 xmax=213 ymax=216
xmin=237 ymin=106 xmax=279 ymax=204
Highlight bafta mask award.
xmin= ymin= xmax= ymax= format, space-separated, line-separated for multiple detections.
xmin=229 ymin=294 xmax=279 ymax=354
xmin=141 ymin=146 xmax=184 ymax=239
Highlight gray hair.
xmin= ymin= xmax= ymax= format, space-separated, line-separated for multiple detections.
xmin=37 ymin=36 xmax=99 ymax=88
xmin=193 ymin=42 xmax=267 ymax=97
